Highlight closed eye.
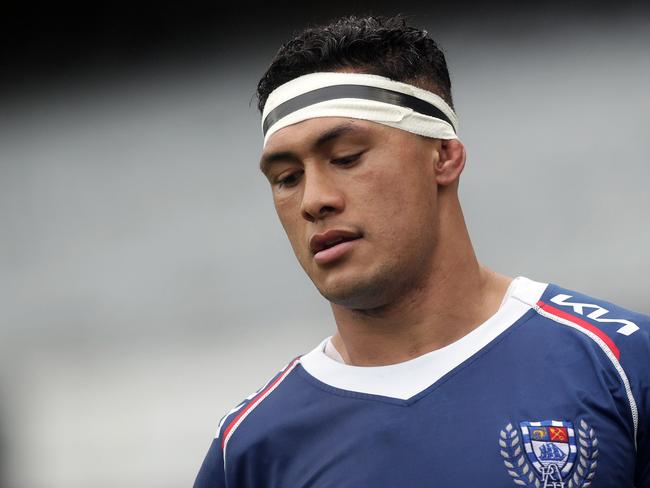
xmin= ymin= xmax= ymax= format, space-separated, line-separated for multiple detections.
xmin=331 ymin=151 xmax=365 ymax=166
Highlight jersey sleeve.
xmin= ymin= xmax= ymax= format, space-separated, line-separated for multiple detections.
xmin=626 ymin=316 xmax=650 ymax=487
xmin=193 ymin=405 xmax=242 ymax=488
xmin=193 ymin=437 xmax=226 ymax=488
xmin=574 ymin=294 xmax=650 ymax=487
xmin=192 ymin=358 xmax=302 ymax=487
xmin=596 ymin=298 xmax=650 ymax=487
xmin=538 ymin=284 xmax=650 ymax=485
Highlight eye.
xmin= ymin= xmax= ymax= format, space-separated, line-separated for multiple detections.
xmin=331 ymin=151 xmax=364 ymax=166
xmin=275 ymin=170 xmax=303 ymax=188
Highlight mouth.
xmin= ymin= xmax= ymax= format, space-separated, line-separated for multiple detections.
xmin=310 ymin=229 xmax=362 ymax=254
xmin=309 ymin=229 xmax=362 ymax=264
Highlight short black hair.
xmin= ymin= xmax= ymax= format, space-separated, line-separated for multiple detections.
xmin=256 ymin=15 xmax=454 ymax=114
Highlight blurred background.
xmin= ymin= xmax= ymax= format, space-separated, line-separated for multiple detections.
xmin=1 ymin=1 xmax=649 ymax=486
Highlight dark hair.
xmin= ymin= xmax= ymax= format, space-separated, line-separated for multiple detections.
xmin=256 ymin=15 xmax=454 ymax=113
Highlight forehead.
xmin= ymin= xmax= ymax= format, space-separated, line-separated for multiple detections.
xmin=259 ymin=118 xmax=384 ymax=175
xmin=263 ymin=117 xmax=381 ymax=153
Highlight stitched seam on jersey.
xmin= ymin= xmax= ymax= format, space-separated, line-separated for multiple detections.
xmin=511 ymin=293 xmax=538 ymax=310
xmin=533 ymin=303 xmax=639 ymax=449
xmin=221 ymin=357 xmax=301 ymax=473
xmin=215 ymin=372 xmax=280 ymax=440
xmin=297 ymin=310 xmax=539 ymax=406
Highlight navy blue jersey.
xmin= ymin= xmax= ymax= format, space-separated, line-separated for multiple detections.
xmin=194 ymin=277 xmax=650 ymax=487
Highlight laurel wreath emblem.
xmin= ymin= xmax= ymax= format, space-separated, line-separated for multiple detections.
xmin=566 ymin=420 xmax=598 ymax=488
xmin=499 ymin=420 xmax=598 ymax=488
xmin=500 ymin=423 xmax=537 ymax=487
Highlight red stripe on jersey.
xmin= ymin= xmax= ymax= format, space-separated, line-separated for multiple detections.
xmin=537 ymin=300 xmax=620 ymax=360
xmin=221 ymin=357 xmax=300 ymax=450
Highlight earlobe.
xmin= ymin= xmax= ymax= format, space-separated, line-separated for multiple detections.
xmin=435 ymin=139 xmax=466 ymax=186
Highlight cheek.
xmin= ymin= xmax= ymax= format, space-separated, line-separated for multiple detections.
xmin=274 ymin=196 xmax=306 ymax=252
xmin=352 ymin=169 xmax=437 ymax=268
xmin=355 ymin=161 xmax=436 ymax=234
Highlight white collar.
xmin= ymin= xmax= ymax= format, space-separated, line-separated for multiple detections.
xmin=300 ymin=276 xmax=547 ymax=400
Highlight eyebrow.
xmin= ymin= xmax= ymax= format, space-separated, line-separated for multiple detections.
xmin=259 ymin=122 xmax=362 ymax=174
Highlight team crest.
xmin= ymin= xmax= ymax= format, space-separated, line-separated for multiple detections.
xmin=499 ymin=419 xmax=598 ymax=488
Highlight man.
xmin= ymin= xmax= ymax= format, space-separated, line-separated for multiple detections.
xmin=195 ymin=15 xmax=649 ymax=487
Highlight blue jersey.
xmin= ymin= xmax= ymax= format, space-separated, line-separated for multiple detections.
xmin=194 ymin=277 xmax=650 ymax=487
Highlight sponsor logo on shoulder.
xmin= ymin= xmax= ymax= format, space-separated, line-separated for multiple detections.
xmin=499 ymin=419 xmax=598 ymax=488
xmin=550 ymin=294 xmax=639 ymax=336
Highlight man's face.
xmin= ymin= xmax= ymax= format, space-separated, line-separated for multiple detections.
xmin=260 ymin=117 xmax=442 ymax=310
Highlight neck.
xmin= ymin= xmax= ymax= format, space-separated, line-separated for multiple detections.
xmin=329 ymin=195 xmax=512 ymax=366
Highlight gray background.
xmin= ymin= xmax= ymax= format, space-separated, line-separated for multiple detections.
xmin=1 ymin=2 xmax=649 ymax=487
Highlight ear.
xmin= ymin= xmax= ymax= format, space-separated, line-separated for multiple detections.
xmin=434 ymin=139 xmax=466 ymax=186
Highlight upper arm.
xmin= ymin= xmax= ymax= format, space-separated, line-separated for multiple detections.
xmin=194 ymin=438 xmax=226 ymax=488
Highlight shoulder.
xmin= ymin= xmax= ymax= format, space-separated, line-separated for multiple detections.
xmin=511 ymin=277 xmax=650 ymax=393
xmin=194 ymin=356 xmax=303 ymax=487
xmin=510 ymin=277 xmax=649 ymax=362
xmin=534 ymin=282 xmax=650 ymax=364
xmin=511 ymin=278 xmax=650 ymax=383
xmin=512 ymin=278 xmax=650 ymax=455
xmin=524 ymin=280 xmax=650 ymax=432
xmin=215 ymin=356 xmax=302 ymax=452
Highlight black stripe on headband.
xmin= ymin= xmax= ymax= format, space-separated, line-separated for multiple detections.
xmin=263 ymin=84 xmax=454 ymax=135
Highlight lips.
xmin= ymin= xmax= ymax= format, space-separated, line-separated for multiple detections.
xmin=309 ymin=229 xmax=362 ymax=265
xmin=309 ymin=229 xmax=362 ymax=255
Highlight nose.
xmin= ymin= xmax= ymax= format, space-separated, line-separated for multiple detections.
xmin=300 ymin=167 xmax=345 ymax=222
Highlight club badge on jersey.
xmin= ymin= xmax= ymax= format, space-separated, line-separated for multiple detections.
xmin=499 ymin=419 xmax=598 ymax=488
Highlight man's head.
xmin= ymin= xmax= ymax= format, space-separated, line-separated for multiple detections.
xmin=256 ymin=15 xmax=454 ymax=113
xmin=257 ymin=16 xmax=467 ymax=311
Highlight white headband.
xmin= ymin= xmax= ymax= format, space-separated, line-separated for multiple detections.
xmin=261 ymin=72 xmax=458 ymax=146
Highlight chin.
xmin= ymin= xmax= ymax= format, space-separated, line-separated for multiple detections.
xmin=314 ymin=268 xmax=398 ymax=311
